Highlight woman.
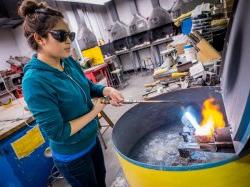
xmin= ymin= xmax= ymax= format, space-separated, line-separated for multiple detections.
xmin=19 ymin=1 xmax=124 ymax=186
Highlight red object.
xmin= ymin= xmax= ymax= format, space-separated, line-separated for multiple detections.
xmin=0 ymin=70 xmax=13 ymax=77
xmin=14 ymin=87 xmax=23 ymax=98
xmin=10 ymin=64 xmax=22 ymax=74
xmin=84 ymin=63 xmax=111 ymax=86
xmin=195 ymin=134 xmax=215 ymax=143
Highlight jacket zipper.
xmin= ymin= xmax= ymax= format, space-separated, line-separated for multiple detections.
xmin=63 ymin=71 xmax=88 ymax=103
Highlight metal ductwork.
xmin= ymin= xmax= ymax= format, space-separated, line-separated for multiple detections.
xmin=0 ymin=0 xmax=23 ymax=29
xmin=55 ymin=0 xmax=111 ymax=5
xmin=128 ymin=0 xmax=148 ymax=35
xmin=171 ymin=0 xmax=184 ymax=19
xmin=149 ymin=0 xmax=172 ymax=29
xmin=72 ymin=4 xmax=98 ymax=50
xmin=106 ymin=1 xmax=129 ymax=41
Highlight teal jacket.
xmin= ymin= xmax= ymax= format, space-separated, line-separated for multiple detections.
xmin=22 ymin=55 xmax=105 ymax=154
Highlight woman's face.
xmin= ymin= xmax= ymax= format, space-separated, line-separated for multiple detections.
xmin=41 ymin=19 xmax=73 ymax=59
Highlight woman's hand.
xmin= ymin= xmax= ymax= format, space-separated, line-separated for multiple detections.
xmin=103 ymin=87 xmax=124 ymax=106
xmin=93 ymin=98 xmax=106 ymax=114
xmin=70 ymin=98 xmax=106 ymax=135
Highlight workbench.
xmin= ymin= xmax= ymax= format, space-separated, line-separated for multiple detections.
xmin=104 ymin=55 xmax=117 ymax=63
xmin=0 ymin=99 xmax=33 ymax=141
xmin=84 ymin=63 xmax=111 ymax=86
xmin=0 ymin=98 xmax=53 ymax=187
xmin=151 ymin=37 xmax=173 ymax=67
xmin=115 ymin=50 xmax=137 ymax=73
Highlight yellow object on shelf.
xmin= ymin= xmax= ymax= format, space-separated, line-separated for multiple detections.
xmin=174 ymin=11 xmax=192 ymax=27
xmin=211 ymin=19 xmax=228 ymax=27
xmin=0 ymin=98 xmax=13 ymax=108
xmin=153 ymin=68 xmax=168 ymax=76
xmin=171 ymin=72 xmax=188 ymax=78
xmin=82 ymin=46 xmax=104 ymax=66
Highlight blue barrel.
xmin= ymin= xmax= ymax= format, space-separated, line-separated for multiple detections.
xmin=0 ymin=121 xmax=53 ymax=187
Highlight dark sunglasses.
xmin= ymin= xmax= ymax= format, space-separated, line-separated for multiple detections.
xmin=48 ymin=30 xmax=75 ymax=42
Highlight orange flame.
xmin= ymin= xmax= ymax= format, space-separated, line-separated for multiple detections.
xmin=195 ymin=98 xmax=225 ymax=138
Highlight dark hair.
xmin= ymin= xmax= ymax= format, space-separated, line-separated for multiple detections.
xmin=18 ymin=0 xmax=64 ymax=50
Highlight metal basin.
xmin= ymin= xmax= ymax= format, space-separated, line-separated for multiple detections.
xmin=112 ymin=87 xmax=250 ymax=187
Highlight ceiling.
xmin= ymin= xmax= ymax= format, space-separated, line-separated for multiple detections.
xmin=55 ymin=0 xmax=111 ymax=5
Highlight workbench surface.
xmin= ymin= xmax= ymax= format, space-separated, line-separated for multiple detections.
xmin=84 ymin=63 xmax=108 ymax=73
xmin=0 ymin=98 xmax=34 ymax=141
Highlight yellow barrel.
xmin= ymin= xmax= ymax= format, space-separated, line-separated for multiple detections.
xmin=112 ymin=87 xmax=250 ymax=187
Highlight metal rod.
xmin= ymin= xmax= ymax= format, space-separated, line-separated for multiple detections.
xmin=200 ymin=142 xmax=233 ymax=146
xmin=122 ymin=99 xmax=182 ymax=104
xmin=186 ymin=142 xmax=233 ymax=146
xmin=100 ymin=97 xmax=183 ymax=104
xmin=178 ymin=141 xmax=234 ymax=154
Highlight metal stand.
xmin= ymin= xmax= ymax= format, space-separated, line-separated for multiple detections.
xmin=98 ymin=111 xmax=115 ymax=149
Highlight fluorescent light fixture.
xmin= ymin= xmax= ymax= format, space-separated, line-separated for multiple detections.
xmin=55 ymin=0 xmax=111 ymax=5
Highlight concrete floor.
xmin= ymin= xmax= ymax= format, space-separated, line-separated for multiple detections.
xmin=52 ymin=73 xmax=154 ymax=187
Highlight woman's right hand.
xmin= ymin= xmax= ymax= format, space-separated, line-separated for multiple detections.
xmin=70 ymin=98 xmax=106 ymax=136
xmin=93 ymin=98 xmax=106 ymax=114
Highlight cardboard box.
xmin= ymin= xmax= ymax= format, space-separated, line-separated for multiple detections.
xmin=175 ymin=43 xmax=186 ymax=55
xmin=196 ymin=39 xmax=221 ymax=64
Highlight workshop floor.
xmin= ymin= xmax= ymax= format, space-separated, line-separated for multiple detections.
xmin=52 ymin=72 xmax=154 ymax=187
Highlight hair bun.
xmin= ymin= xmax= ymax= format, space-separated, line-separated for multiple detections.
xmin=18 ymin=0 xmax=47 ymax=18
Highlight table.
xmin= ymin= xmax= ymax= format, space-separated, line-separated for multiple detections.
xmin=0 ymin=98 xmax=33 ymax=141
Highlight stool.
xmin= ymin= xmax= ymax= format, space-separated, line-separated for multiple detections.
xmin=98 ymin=111 xmax=115 ymax=149
xmin=141 ymin=57 xmax=154 ymax=76
xmin=111 ymin=69 xmax=128 ymax=89
xmin=44 ymin=147 xmax=64 ymax=186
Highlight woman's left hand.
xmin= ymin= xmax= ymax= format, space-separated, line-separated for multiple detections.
xmin=103 ymin=87 xmax=124 ymax=106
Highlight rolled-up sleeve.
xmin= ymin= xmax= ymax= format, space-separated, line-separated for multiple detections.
xmin=23 ymin=78 xmax=71 ymax=142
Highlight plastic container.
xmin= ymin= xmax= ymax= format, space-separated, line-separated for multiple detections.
xmin=181 ymin=18 xmax=192 ymax=35
xmin=184 ymin=44 xmax=197 ymax=62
